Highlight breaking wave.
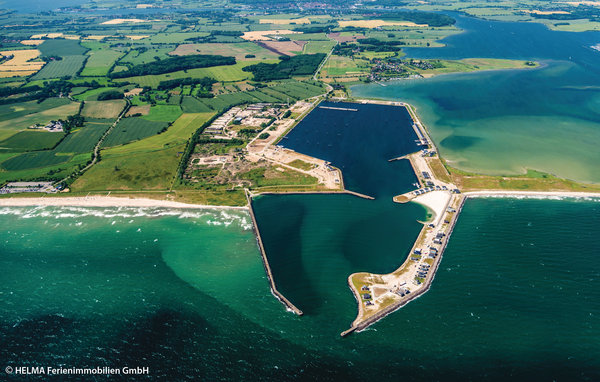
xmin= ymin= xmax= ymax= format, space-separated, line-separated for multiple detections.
xmin=0 ymin=206 xmax=253 ymax=230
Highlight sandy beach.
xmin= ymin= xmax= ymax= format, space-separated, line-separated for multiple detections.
xmin=412 ymin=191 xmax=452 ymax=226
xmin=0 ymin=196 xmax=248 ymax=210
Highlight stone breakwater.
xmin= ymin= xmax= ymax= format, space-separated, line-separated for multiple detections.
xmin=246 ymin=192 xmax=303 ymax=316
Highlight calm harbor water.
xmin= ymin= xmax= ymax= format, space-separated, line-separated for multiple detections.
xmin=1 ymin=198 xmax=598 ymax=380
xmin=353 ymin=14 xmax=600 ymax=183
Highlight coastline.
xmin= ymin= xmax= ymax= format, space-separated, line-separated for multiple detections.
xmin=0 ymin=196 xmax=249 ymax=210
xmin=340 ymin=99 xmax=600 ymax=336
xmin=464 ymin=190 xmax=600 ymax=199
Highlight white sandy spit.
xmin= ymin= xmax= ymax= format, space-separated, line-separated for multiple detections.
xmin=412 ymin=191 xmax=452 ymax=226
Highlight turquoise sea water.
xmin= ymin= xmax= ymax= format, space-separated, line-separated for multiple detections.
xmin=1 ymin=199 xmax=599 ymax=380
xmin=352 ymin=14 xmax=600 ymax=183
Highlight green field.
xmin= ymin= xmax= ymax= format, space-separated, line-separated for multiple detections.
xmin=322 ymin=55 xmax=369 ymax=76
xmin=81 ymin=100 xmax=126 ymax=119
xmin=181 ymin=96 xmax=213 ymax=113
xmin=101 ymin=117 xmax=169 ymax=148
xmin=71 ymin=113 xmax=214 ymax=191
xmin=171 ymin=42 xmax=279 ymax=61
xmin=0 ymin=119 xmax=110 ymax=171
xmin=145 ymin=32 xmax=210 ymax=44
xmin=1 ymin=150 xmax=72 ymax=171
xmin=142 ymin=105 xmax=182 ymax=122
xmin=80 ymin=50 xmax=123 ymax=76
xmin=119 ymin=47 xmax=175 ymax=66
xmin=0 ymin=130 xmax=64 ymax=152
xmin=0 ymin=98 xmax=71 ymax=122
xmin=38 ymin=39 xmax=88 ymax=56
xmin=114 ymin=61 xmax=266 ymax=87
xmin=73 ymin=86 xmax=119 ymax=101
xmin=32 ymin=56 xmax=87 ymax=80
xmin=55 ymin=120 xmax=112 ymax=153
xmin=0 ymin=100 xmax=80 ymax=141
xmin=0 ymin=152 xmax=91 ymax=183
xmin=303 ymin=40 xmax=337 ymax=54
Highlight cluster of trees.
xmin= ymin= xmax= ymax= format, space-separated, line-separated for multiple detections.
xmin=376 ymin=11 xmax=456 ymax=27
xmin=97 ymin=90 xmax=124 ymax=101
xmin=528 ymin=6 xmax=600 ymax=21
xmin=243 ymin=54 xmax=326 ymax=81
xmin=40 ymin=55 xmax=62 ymax=62
xmin=333 ymin=43 xmax=360 ymax=56
xmin=157 ymin=77 xmax=216 ymax=97
xmin=109 ymin=55 xmax=236 ymax=78
xmin=0 ymin=80 xmax=105 ymax=105
xmin=60 ymin=114 xmax=85 ymax=133
xmin=358 ymin=38 xmax=406 ymax=52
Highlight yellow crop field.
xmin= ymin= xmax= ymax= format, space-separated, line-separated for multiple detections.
xmin=241 ymin=30 xmax=301 ymax=41
xmin=20 ymin=40 xmax=44 ymax=46
xmin=524 ymin=10 xmax=571 ymax=15
xmin=83 ymin=35 xmax=110 ymax=40
xmin=338 ymin=20 xmax=427 ymax=28
xmin=30 ymin=32 xmax=64 ymax=39
xmin=0 ymin=49 xmax=45 ymax=78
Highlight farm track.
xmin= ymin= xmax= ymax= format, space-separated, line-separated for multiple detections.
xmin=55 ymin=99 xmax=131 ymax=186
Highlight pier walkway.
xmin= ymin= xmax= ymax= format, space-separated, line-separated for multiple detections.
xmin=318 ymin=106 xmax=358 ymax=112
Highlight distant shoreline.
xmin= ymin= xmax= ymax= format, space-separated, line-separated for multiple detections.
xmin=0 ymin=196 xmax=248 ymax=210
xmin=464 ymin=190 xmax=600 ymax=199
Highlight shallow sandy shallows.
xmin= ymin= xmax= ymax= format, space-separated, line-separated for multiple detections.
xmin=412 ymin=191 xmax=451 ymax=226
xmin=0 ymin=196 xmax=247 ymax=210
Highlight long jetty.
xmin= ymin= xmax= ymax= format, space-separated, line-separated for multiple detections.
xmin=318 ymin=106 xmax=358 ymax=112
xmin=245 ymin=191 xmax=303 ymax=316
xmin=255 ymin=190 xmax=374 ymax=200
xmin=341 ymin=195 xmax=467 ymax=336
